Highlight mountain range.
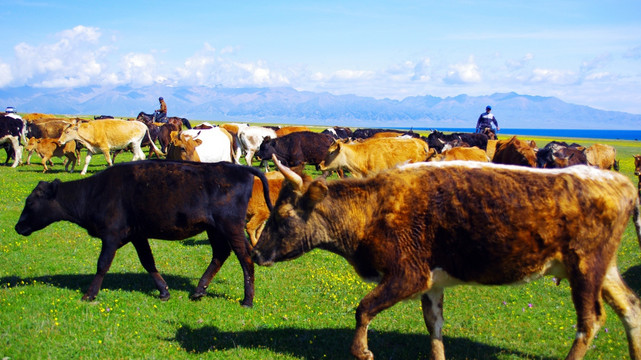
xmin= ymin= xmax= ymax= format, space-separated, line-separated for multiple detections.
xmin=1 ymin=85 xmax=640 ymax=130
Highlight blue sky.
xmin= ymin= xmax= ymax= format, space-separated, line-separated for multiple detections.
xmin=1 ymin=0 xmax=640 ymax=113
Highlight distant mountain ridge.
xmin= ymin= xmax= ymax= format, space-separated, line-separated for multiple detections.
xmin=1 ymin=85 xmax=639 ymax=130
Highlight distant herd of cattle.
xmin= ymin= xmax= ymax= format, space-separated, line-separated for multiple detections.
xmin=5 ymin=111 xmax=641 ymax=360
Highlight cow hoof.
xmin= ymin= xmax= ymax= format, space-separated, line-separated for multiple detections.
xmin=190 ymin=291 xmax=206 ymax=301
xmin=240 ymin=301 xmax=253 ymax=308
xmin=81 ymin=294 xmax=96 ymax=302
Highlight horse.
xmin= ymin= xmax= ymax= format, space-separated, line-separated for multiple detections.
xmin=136 ymin=111 xmax=192 ymax=130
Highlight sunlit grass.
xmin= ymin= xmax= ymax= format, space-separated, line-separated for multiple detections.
xmin=0 ymin=129 xmax=639 ymax=359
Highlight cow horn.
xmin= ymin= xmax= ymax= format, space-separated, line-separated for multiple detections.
xmin=272 ymin=154 xmax=303 ymax=190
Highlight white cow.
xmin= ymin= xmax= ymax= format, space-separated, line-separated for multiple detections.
xmin=168 ymin=127 xmax=234 ymax=163
xmin=58 ymin=119 xmax=163 ymax=175
xmin=238 ymin=126 xmax=277 ymax=166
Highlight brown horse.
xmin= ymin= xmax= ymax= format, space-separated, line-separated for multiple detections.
xmin=136 ymin=111 xmax=192 ymax=130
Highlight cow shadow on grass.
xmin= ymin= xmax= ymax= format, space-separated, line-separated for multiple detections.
xmin=168 ymin=323 xmax=558 ymax=360
xmin=623 ymin=264 xmax=641 ymax=293
xmin=0 ymin=272 xmax=236 ymax=301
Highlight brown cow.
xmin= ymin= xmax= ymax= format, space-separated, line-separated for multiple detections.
xmin=25 ymin=137 xmax=77 ymax=173
xmin=320 ymin=137 xmax=430 ymax=178
xmin=585 ymin=143 xmax=618 ymax=170
xmin=220 ymin=123 xmax=248 ymax=164
xmin=246 ymin=171 xmax=284 ymax=247
xmin=253 ymin=158 xmax=641 ymax=360
xmin=427 ymin=146 xmax=489 ymax=162
xmin=492 ymin=136 xmax=537 ymax=167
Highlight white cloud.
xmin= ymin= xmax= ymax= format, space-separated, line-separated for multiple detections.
xmin=444 ymin=56 xmax=481 ymax=84
xmin=0 ymin=62 xmax=12 ymax=87
xmin=118 ymin=53 xmax=159 ymax=86
xmin=528 ymin=68 xmax=577 ymax=85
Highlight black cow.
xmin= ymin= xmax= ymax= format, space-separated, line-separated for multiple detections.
xmin=14 ymin=160 xmax=272 ymax=307
xmin=321 ymin=126 xmax=353 ymax=140
xmin=255 ymin=131 xmax=334 ymax=168
xmin=94 ymin=115 xmax=115 ymax=120
xmin=0 ymin=114 xmax=24 ymax=167
xmin=426 ymin=130 xmax=489 ymax=153
xmin=352 ymin=128 xmax=416 ymax=139
xmin=536 ymin=141 xmax=586 ymax=168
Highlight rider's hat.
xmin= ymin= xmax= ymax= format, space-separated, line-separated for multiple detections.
xmin=159 ymin=97 xmax=164 ymax=101
xmin=486 ymin=105 xmax=492 ymax=110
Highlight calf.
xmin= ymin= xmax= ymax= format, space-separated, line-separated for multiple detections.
xmin=253 ymin=157 xmax=641 ymax=360
xmin=25 ymin=137 xmax=77 ymax=173
xmin=15 ymin=160 xmax=272 ymax=307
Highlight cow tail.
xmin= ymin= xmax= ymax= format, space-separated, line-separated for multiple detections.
xmin=634 ymin=196 xmax=641 ymax=250
xmin=145 ymin=126 xmax=165 ymax=157
xmin=247 ymin=166 xmax=273 ymax=211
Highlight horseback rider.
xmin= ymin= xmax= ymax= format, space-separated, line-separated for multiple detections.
xmin=475 ymin=105 xmax=500 ymax=136
xmin=153 ymin=97 xmax=167 ymax=123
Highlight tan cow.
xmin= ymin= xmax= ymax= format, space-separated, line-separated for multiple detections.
xmin=25 ymin=137 xmax=77 ymax=173
xmin=427 ymin=146 xmax=489 ymax=162
xmin=320 ymin=137 xmax=430 ymax=178
xmin=584 ymin=143 xmax=618 ymax=170
xmin=275 ymin=126 xmax=311 ymax=137
xmin=246 ymin=171 xmax=285 ymax=247
xmin=58 ymin=119 xmax=163 ymax=175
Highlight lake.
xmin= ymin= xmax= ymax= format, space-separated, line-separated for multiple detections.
xmin=400 ymin=128 xmax=641 ymax=141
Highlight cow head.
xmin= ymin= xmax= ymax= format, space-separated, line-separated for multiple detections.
xmin=15 ymin=180 xmax=63 ymax=236
xmin=319 ymin=140 xmax=345 ymax=171
xmin=252 ymin=155 xmax=328 ymax=266
xmin=25 ymin=137 xmax=39 ymax=152
xmin=166 ymin=132 xmax=202 ymax=162
xmin=254 ymin=137 xmax=276 ymax=161
xmin=58 ymin=124 xmax=79 ymax=145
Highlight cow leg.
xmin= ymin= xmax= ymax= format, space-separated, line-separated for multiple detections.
xmin=131 ymin=238 xmax=170 ymax=300
xmin=566 ymin=269 xmax=605 ymax=359
xmin=228 ymin=228 xmax=255 ymax=307
xmin=191 ymin=229 xmax=232 ymax=301
xmin=8 ymin=137 xmax=22 ymax=168
xmin=244 ymin=149 xmax=255 ymax=166
xmin=41 ymin=156 xmax=49 ymax=173
xmin=101 ymin=147 xmax=113 ymax=166
xmin=82 ymin=238 xmax=120 ymax=301
xmin=351 ymin=274 xmax=427 ymax=360
xmin=601 ymin=263 xmax=641 ymax=359
xmin=131 ymin=143 xmax=145 ymax=161
xmin=422 ymin=288 xmax=446 ymax=360
xmin=80 ymin=153 xmax=93 ymax=175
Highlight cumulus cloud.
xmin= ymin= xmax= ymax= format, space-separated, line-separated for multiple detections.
xmin=506 ymin=53 xmax=534 ymax=70
xmin=528 ymin=68 xmax=577 ymax=85
xmin=444 ymin=56 xmax=481 ymax=84
xmin=11 ymin=25 xmax=108 ymax=88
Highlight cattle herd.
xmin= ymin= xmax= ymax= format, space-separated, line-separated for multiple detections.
xmin=3 ymin=111 xmax=641 ymax=359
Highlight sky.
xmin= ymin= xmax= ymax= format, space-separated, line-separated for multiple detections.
xmin=0 ymin=0 xmax=640 ymax=114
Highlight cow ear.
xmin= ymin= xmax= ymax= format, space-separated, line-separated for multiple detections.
xmin=302 ymin=178 xmax=328 ymax=210
xmin=43 ymin=179 xmax=61 ymax=199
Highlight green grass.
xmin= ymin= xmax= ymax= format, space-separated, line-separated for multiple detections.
xmin=1 ymin=128 xmax=640 ymax=359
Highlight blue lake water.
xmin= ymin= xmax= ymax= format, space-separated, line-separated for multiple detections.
xmin=399 ymin=128 xmax=641 ymax=141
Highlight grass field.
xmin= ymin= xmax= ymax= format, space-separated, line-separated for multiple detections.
xmin=1 ymin=125 xmax=640 ymax=359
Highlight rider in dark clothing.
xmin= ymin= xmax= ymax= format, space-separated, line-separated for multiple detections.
xmin=154 ymin=97 xmax=167 ymax=123
xmin=475 ymin=105 xmax=500 ymax=134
